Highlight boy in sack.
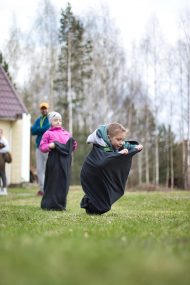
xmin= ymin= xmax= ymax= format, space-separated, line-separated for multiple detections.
xmin=80 ymin=122 xmax=143 ymax=214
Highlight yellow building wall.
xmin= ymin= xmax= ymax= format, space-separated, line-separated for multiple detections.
xmin=0 ymin=115 xmax=31 ymax=185
xmin=11 ymin=120 xmax=22 ymax=183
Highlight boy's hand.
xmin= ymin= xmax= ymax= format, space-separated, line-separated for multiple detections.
xmin=119 ymin=149 xmax=129 ymax=155
xmin=135 ymin=144 xmax=143 ymax=150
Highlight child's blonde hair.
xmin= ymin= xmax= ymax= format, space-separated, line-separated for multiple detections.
xmin=107 ymin=123 xmax=128 ymax=138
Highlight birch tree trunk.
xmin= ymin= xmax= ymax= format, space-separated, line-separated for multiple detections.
xmin=179 ymin=11 xmax=190 ymax=189
xmin=178 ymin=50 xmax=186 ymax=189
xmin=165 ymin=131 xmax=169 ymax=188
xmin=67 ymin=32 xmax=73 ymax=134
xmin=187 ymin=72 xmax=190 ymax=189
xmin=169 ymin=125 xmax=174 ymax=189
xmin=145 ymin=116 xmax=150 ymax=184
xmin=154 ymin=61 xmax=159 ymax=185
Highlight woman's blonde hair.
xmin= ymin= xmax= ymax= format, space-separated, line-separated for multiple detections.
xmin=107 ymin=123 xmax=128 ymax=138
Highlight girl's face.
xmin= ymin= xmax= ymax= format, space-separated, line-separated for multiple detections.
xmin=109 ymin=131 xmax=126 ymax=150
xmin=51 ymin=117 xmax=62 ymax=127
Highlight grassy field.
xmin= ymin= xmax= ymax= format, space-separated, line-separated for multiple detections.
xmin=0 ymin=186 xmax=190 ymax=285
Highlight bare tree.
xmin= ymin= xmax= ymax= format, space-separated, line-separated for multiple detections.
xmin=3 ymin=15 xmax=22 ymax=82
xmin=142 ymin=16 xmax=166 ymax=186
xmin=20 ymin=0 xmax=59 ymax=116
xmin=82 ymin=4 xmax=126 ymax=130
xmin=165 ymin=48 xmax=177 ymax=189
xmin=178 ymin=9 xmax=190 ymax=189
xmin=33 ymin=0 xmax=58 ymax=109
xmin=177 ymin=40 xmax=186 ymax=188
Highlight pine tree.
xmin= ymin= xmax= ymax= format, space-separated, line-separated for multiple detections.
xmin=54 ymin=2 xmax=92 ymax=132
xmin=0 ymin=51 xmax=13 ymax=83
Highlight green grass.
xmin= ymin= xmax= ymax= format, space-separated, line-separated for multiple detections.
xmin=0 ymin=187 xmax=190 ymax=285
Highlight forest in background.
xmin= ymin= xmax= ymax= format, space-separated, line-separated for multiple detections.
xmin=0 ymin=0 xmax=190 ymax=189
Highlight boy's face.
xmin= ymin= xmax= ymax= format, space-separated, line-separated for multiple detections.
xmin=51 ymin=117 xmax=62 ymax=127
xmin=109 ymin=131 xmax=126 ymax=150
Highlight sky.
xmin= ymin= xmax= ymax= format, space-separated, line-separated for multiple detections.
xmin=0 ymin=0 xmax=189 ymax=134
xmin=0 ymin=0 xmax=190 ymax=50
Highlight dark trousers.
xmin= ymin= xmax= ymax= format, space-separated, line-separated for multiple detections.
xmin=0 ymin=170 xmax=7 ymax=187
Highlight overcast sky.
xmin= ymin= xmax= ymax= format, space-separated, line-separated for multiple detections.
xmin=0 ymin=0 xmax=189 ymax=49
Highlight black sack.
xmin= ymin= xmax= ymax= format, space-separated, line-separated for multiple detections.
xmin=41 ymin=138 xmax=74 ymax=211
xmin=80 ymin=143 xmax=140 ymax=214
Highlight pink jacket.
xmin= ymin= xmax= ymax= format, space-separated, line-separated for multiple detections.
xmin=40 ymin=126 xmax=77 ymax=153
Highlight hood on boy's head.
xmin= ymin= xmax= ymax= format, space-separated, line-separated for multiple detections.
xmin=48 ymin=111 xmax=62 ymax=124
xmin=96 ymin=125 xmax=111 ymax=146
xmin=86 ymin=125 xmax=111 ymax=147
